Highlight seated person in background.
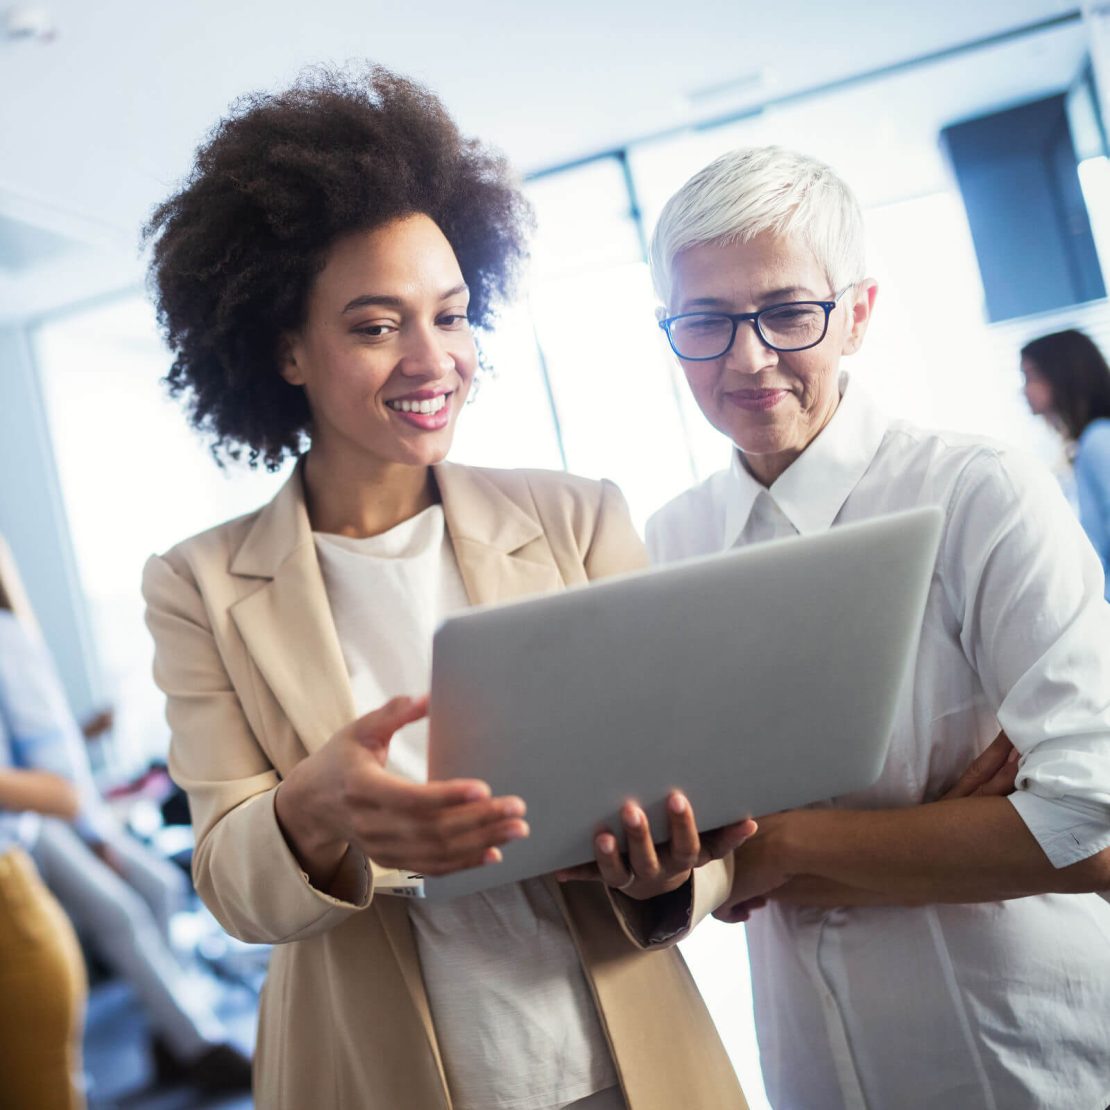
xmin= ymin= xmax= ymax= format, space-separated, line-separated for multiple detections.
xmin=646 ymin=145 xmax=1110 ymax=1110
xmin=0 ymin=540 xmax=250 ymax=1093
xmin=0 ymin=609 xmax=87 ymax=1110
xmin=1021 ymin=328 xmax=1110 ymax=599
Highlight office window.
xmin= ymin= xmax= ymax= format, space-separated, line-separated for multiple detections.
xmin=34 ymin=296 xmax=289 ymax=774
xmin=523 ymin=158 xmax=731 ymax=529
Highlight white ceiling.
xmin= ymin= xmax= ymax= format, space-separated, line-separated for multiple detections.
xmin=0 ymin=0 xmax=1092 ymax=319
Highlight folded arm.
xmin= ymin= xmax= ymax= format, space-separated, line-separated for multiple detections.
xmin=726 ymin=797 xmax=1110 ymax=915
xmin=744 ymin=733 xmax=1025 ymax=910
xmin=723 ymin=452 xmax=1110 ymax=918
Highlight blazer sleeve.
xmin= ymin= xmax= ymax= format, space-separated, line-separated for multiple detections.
xmin=581 ymin=479 xmax=735 ymax=948
xmin=143 ymin=552 xmax=371 ymax=945
xmin=582 ymin=479 xmax=651 ymax=578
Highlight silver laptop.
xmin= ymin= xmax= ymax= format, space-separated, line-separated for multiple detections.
xmin=421 ymin=506 xmax=942 ymax=900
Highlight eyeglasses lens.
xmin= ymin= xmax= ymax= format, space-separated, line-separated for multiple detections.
xmin=668 ymin=303 xmax=828 ymax=358
xmin=668 ymin=315 xmax=735 ymax=359
xmin=757 ymin=304 xmax=827 ymax=350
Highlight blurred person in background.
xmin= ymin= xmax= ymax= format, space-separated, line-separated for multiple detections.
xmin=647 ymin=145 xmax=1110 ymax=1110
xmin=0 ymin=608 xmax=87 ymax=1110
xmin=0 ymin=536 xmax=251 ymax=1094
xmin=142 ymin=64 xmax=752 ymax=1110
xmin=1021 ymin=328 xmax=1110 ymax=600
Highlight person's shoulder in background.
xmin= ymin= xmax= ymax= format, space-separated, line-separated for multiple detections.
xmin=1073 ymin=418 xmax=1110 ymax=590
xmin=1077 ymin=418 xmax=1110 ymax=469
xmin=1074 ymin=418 xmax=1110 ymax=520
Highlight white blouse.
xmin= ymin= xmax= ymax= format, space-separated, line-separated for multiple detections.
xmin=314 ymin=507 xmax=618 ymax=1110
xmin=647 ymin=376 xmax=1110 ymax=1110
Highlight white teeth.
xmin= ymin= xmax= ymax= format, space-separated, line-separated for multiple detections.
xmin=388 ymin=395 xmax=448 ymax=415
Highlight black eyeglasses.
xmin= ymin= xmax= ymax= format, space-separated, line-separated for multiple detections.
xmin=659 ymin=287 xmax=850 ymax=361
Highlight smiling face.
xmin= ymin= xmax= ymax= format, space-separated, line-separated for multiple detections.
xmin=668 ymin=230 xmax=876 ymax=486
xmin=281 ymin=213 xmax=477 ymax=476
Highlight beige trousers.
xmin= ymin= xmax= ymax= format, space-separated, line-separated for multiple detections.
xmin=0 ymin=848 xmax=87 ymax=1109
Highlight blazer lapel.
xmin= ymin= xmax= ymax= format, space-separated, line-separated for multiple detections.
xmin=373 ymin=463 xmax=564 ymax=1094
xmin=377 ymin=464 xmax=566 ymax=1100
xmin=435 ymin=463 xmax=564 ymax=604
xmin=227 ymin=460 xmax=568 ymax=1103
xmin=227 ymin=462 xmax=563 ymax=755
xmin=228 ymin=464 xmax=357 ymax=755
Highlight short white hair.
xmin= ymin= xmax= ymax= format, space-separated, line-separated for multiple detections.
xmin=649 ymin=145 xmax=866 ymax=307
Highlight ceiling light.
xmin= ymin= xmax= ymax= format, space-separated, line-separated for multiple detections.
xmin=3 ymin=4 xmax=57 ymax=43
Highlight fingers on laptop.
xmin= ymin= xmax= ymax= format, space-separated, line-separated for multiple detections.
xmin=555 ymin=794 xmax=755 ymax=890
xmin=555 ymin=827 xmax=640 ymax=889
xmin=589 ymin=794 xmax=702 ymax=893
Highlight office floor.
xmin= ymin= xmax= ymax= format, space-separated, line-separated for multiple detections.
xmin=84 ymin=977 xmax=256 ymax=1110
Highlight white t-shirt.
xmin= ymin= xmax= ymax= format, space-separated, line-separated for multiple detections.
xmin=315 ymin=506 xmax=618 ymax=1110
xmin=647 ymin=375 xmax=1110 ymax=1110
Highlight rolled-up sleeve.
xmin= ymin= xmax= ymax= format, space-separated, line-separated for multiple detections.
xmin=142 ymin=552 xmax=372 ymax=944
xmin=606 ymin=855 xmax=734 ymax=950
xmin=945 ymin=450 xmax=1110 ymax=868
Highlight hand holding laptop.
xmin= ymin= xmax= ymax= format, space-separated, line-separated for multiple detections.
xmin=556 ymin=793 xmax=757 ymax=901
xmin=279 ymin=687 xmax=754 ymax=903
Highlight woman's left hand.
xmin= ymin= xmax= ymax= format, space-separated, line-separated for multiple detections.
xmin=556 ymin=792 xmax=757 ymax=901
xmin=939 ymin=731 xmax=1019 ymax=802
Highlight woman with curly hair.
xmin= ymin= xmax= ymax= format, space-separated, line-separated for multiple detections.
xmin=141 ymin=66 xmax=751 ymax=1109
xmin=1021 ymin=328 xmax=1110 ymax=599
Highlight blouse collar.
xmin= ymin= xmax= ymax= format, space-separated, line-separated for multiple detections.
xmin=722 ymin=373 xmax=890 ymax=546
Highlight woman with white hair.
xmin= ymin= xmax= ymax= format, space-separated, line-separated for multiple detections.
xmin=647 ymin=146 xmax=1110 ymax=1109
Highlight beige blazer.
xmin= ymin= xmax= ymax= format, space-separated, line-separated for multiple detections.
xmin=143 ymin=462 xmax=746 ymax=1110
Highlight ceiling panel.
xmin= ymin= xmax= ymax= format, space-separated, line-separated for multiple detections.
xmin=0 ymin=0 xmax=1088 ymax=315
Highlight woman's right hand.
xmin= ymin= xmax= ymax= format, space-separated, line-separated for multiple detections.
xmin=274 ymin=695 xmax=528 ymax=893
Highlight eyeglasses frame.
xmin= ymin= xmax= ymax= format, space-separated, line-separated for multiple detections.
xmin=658 ymin=286 xmax=853 ymax=361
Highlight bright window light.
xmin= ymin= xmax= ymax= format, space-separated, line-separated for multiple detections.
xmin=34 ymin=296 xmax=289 ymax=774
